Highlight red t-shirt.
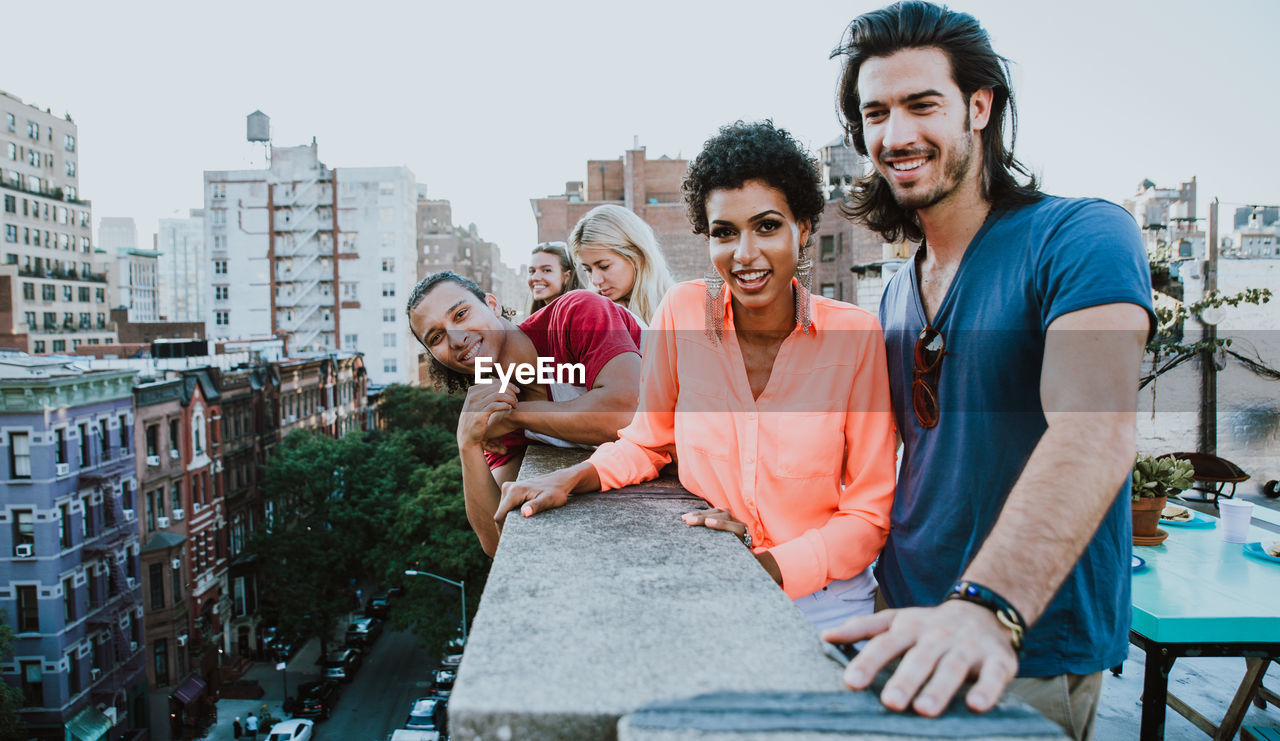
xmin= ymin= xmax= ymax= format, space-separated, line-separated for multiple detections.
xmin=484 ymin=290 xmax=641 ymax=469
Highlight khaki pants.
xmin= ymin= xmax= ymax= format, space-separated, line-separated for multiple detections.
xmin=1008 ymin=672 xmax=1103 ymax=741
xmin=871 ymin=589 xmax=1103 ymax=741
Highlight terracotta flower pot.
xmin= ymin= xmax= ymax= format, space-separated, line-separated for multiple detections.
xmin=1132 ymin=495 xmax=1167 ymax=539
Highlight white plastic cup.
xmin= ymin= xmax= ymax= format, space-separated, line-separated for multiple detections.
xmin=1219 ymin=500 xmax=1254 ymax=543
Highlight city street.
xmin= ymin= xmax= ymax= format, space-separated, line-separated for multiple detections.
xmin=186 ymin=624 xmax=440 ymax=741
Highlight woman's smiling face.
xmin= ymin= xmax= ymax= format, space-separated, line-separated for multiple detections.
xmin=706 ymin=179 xmax=809 ymax=317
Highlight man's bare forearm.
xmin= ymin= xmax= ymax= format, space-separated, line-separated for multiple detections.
xmin=962 ymin=413 xmax=1134 ymax=624
xmin=509 ymin=398 xmax=635 ymax=444
xmin=459 ymin=441 xmax=512 ymax=557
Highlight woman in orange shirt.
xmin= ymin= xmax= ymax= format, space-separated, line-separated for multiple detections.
xmin=497 ymin=121 xmax=897 ymax=630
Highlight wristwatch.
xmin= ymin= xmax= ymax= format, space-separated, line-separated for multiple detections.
xmin=741 ymin=530 xmax=752 ymax=548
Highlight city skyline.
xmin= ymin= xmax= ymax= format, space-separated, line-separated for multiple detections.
xmin=5 ymin=0 xmax=1277 ymax=272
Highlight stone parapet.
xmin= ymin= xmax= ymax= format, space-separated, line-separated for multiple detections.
xmin=449 ymin=445 xmax=1066 ymax=741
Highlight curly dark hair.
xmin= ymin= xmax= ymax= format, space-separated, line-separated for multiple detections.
xmin=406 ymin=271 xmax=515 ymax=394
xmin=682 ymin=121 xmax=824 ymax=246
xmin=832 ymin=1 xmax=1040 ymax=243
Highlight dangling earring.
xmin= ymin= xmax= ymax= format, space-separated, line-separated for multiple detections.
xmin=795 ymin=248 xmax=813 ymax=334
xmin=704 ymin=271 xmax=724 ymax=344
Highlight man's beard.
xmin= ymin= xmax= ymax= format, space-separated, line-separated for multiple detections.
xmin=882 ymin=113 xmax=977 ymax=211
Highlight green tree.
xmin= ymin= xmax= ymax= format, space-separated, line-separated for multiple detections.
xmin=0 ymin=611 xmax=27 ymax=741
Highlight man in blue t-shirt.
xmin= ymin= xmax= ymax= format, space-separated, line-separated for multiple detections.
xmin=823 ymin=3 xmax=1155 ymax=739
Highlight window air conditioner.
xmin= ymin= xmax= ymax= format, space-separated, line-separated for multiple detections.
xmin=157 ymin=516 xmax=170 ymax=529
xmin=130 ymin=641 xmax=138 ymax=653
xmin=15 ymin=543 xmax=34 ymax=557
xmin=192 ymin=502 xmax=201 ymax=513
xmin=146 ymin=455 xmax=160 ymax=466
xmin=172 ymin=508 xmax=185 ymax=521
xmin=126 ymin=577 xmax=137 ymax=590
xmin=123 ymin=509 xmax=135 ymax=521
xmin=56 ymin=462 xmax=70 ymax=476
xmin=91 ymin=668 xmax=101 ymax=680
xmin=169 ymin=449 xmax=179 ymax=459
xmin=177 ymin=634 xmax=188 ymax=646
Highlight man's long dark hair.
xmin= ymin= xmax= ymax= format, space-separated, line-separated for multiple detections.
xmin=833 ymin=1 xmax=1040 ymax=243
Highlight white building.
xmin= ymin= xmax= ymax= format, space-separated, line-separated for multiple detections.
xmin=155 ymin=209 xmax=206 ymax=321
xmin=203 ymin=140 xmax=419 ymax=386
xmin=113 ymin=247 xmax=160 ymax=322
xmin=0 ymin=88 xmax=114 ymax=353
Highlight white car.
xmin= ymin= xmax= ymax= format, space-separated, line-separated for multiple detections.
xmin=266 ymin=718 xmax=314 ymax=741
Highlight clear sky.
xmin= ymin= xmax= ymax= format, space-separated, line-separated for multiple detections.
xmin=5 ymin=0 xmax=1277 ymax=270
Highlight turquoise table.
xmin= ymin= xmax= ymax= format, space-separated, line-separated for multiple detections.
xmin=1131 ymin=517 xmax=1280 ymax=740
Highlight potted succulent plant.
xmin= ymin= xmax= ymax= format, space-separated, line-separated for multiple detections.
xmin=1131 ymin=454 xmax=1196 ymax=544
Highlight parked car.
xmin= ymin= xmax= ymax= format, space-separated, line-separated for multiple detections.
xmin=365 ymin=593 xmax=391 ymax=618
xmin=388 ymin=730 xmax=439 ymax=741
xmin=319 ymin=648 xmax=363 ymax=682
xmin=403 ymin=695 xmax=447 ymax=735
xmin=345 ymin=616 xmax=384 ymax=647
xmin=265 ymin=718 xmax=314 ymax=741
xmin=291 ymin=680 xmax=341 ymax=720
xmin=431 ymin=668 xmax=455 ymax=698
xmin=440 ymin=653 xmax=462 ymax=669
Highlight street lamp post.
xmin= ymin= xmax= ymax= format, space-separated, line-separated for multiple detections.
xmin=404 ymin=570 xmax=467 ymax=645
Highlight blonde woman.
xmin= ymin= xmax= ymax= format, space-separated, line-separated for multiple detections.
xmin=569 ymin=204 xmax=674 ymax=326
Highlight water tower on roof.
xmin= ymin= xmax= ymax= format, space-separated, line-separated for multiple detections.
xmin=247 ymin=110 xmax=270 ymax=166
xmin=247 ymin=110 xmax=270 ymax=142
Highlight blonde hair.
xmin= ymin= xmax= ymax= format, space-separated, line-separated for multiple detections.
xmin=568 ymin=205 xmax=673 ymax=324
xmin=524 ymin=242 xmax=583 ymax=316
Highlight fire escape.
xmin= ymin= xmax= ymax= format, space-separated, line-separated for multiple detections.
xmin=80 ymin=461 xmax=145 ymax=713
xmin=274 ymin=175 xmax=333 ymax=351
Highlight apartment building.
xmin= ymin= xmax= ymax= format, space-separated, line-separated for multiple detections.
xmin=0 ymin=356 xmax=146 ymax=739
xmin=0 ymin=90 xmax=114 ymax=353
xmin=155 ymin=211 xmax=206 ymax=322
xmin=203 ymin=139 xmax=418 ymax=386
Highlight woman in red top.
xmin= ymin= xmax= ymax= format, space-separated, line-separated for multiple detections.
xmin=498 ymin=121 xmax=897 ymax=632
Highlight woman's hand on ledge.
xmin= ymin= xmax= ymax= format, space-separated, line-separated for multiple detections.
xmin=682 ymin=508 xmax=782 ymax=584
xmin=495 ymin=461 xmax=601 ymax=526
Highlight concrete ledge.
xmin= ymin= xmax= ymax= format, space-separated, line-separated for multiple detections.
xmin=618 ymin=691 xmax=1068 ymax=740
xmin=449 ymin=445 xmax=1067 ymax=741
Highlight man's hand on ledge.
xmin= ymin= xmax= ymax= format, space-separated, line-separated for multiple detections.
xmin=822 ymin=599 xmax=1019 ymax=717
xmin=495 ymin=461 xmax=602 ymax=527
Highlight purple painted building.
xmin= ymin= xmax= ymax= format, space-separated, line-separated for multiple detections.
xmin=1 ymin=353 xmax=148 ymax=739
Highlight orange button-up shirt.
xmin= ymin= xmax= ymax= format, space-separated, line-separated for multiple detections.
xmin=588 ymin=281 xmax=897 ymax=598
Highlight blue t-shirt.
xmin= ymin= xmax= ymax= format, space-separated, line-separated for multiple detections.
xmin=876 ymin=196 xmax=1155 ymax=677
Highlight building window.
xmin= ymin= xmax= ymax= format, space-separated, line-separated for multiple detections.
xmin=16 ymin=585 xmax=39 ymax=632
xmin=382 ymin=308 xmax=395 ymax=322
xmin=95 ymin=287 xmax=105 ymax=302
xmin=9 ymin=431 xmax=31 ymax=478
xmin=66 ymin=161 xmax=76 ymax=177
xmin=67 ymin=651 xmax=82 ymax=695
xmin=383 ymin=359 xmax=397 ymax=374
xmin=65 ymin=134 xmax=75 ymax=152
xmin=33 ymin=340 xmax=45 ymax=354
xmin=22 ymin=282 xmax=34 ymax=301
xmin=214 ymin=286 xmax=228 ymax=301
xmin=20 ymin=661 xmax=42 ymax=706
xmin=820 ymin=283 xmax=836 ymax=299
xmin=214 ymin=260 xmax=227 ymax=274
xmin=42 ymin=284 xmax=55 ymax=301
xmin=381 ymin=283 xmax=395 ymax=297
xmin=119 ymin=415 xmax=129 ymax=452
xmin=5 ymin=113 xmax=13 ymax=131
xmin=381 ymin=258 xmax=394 ymax=272
xmin=79 ymin=423 xmax=89 ymax=466
xmin=55 ymin=428 xmax=67 ymax=465
xmin=99 ymin=419 xmax=110 ymax=459
xmin=78 ymin=286 xmax=90 ymax=302
xmin=13 ymin=509 xmax=35 ymax=553
xmin=211 ymin=209 xmax=226 ymax=226
xmin=3 ymin=225 xmax=15 ymax=243
xmin=63 ymin=577 xmax=76 ymax=621
xmin=215 ymin=310 xmax=229 ymax=326
xmin=383 ymin=333 xmax=396 ymax=348
xmin=63 ymin=285 xmax=73 ymax=301
xmin=60 ymin=504 xmax=72 ymax=549
xmin=52 ymin=339 xmax=66 ymax=352
xmin=146 ymin=425 xmax=158 ymax=457
xmin=3 ymin=195 xmax=13 ymax=212
xmin=154 ymin=639 xmax=169 ymax=685
xmin=149 ymin=563 xmax=165 ymax=610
